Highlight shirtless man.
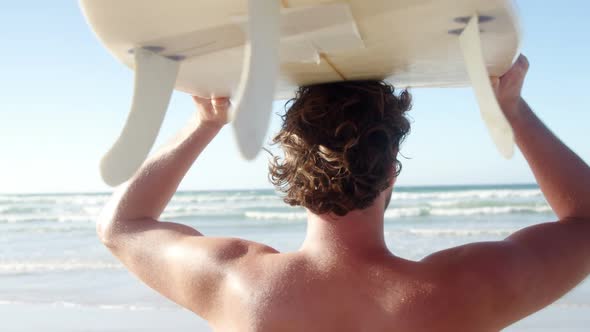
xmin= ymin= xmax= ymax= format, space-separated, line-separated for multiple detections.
xmin=98 ymin=55 xmax=590 ymax=331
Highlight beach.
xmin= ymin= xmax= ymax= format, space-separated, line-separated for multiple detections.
xmin=2 ymin=302 xmax=589 ymax=331
xmin=1 ymin=185 xmax=589 ymax=331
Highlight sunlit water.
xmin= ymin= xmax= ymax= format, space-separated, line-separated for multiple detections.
xmin=1 ymin=185 xmax=588 ymax=330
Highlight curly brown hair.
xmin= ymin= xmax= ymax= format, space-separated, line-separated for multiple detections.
xmin=268 ymin=80 xmax=412 ymax=216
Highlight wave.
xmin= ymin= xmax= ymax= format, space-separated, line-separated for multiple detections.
xmin=3 ymin=299 xmax=587 ymax=312
xmin=171 ymin=194 xmax=279 ymax=204
xmin=244 ymin=211 xmax=307 ymax=221
xmin=0 ymin=215 xmax=95 ymax=224
xmin=402 ymin=228 xmax=516 ymax=237
xmin=385 ymin=208 xmax=427 ymax=218
xmin=429 ymin=206 xmax=552 ymax=216
xmin=161 ymin=210 xmax=243 ymax=220
xmin=0 ymin=205 xmax=552 ymax=226
xmin=0 ymin=195 xmax=109 ymax=206
xmin=3 ymin=224 xmax=94 ymax=234
xmin=1 ymin=189 xmax=542 ymax=208
xmin=0 ymin=300 xmax=172 ymax=311
xmin=0 ymin=188 xmax=551 ymax=228
xmin=0 ymin=206 xmax=54 ymax=214
xmin=0 ymin=261 xmax=123 ymax=274
xmin=392 ymin=189 xmax=542 ymax=201
xmin=243 ymin=205 xmax=552 ymax=221
xmin=164 ymin=204 xmax=553 ymax=222
xmin=163 ymin=200 xmax=286 ymax=214
xmin=553 ymin=302 xmax=590 ymax=309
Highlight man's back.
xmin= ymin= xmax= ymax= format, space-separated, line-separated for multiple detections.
xmin=212 ymin=252 xmax=470 ymax=332
xmin=96 ymin=55 xmax=590 ymax=331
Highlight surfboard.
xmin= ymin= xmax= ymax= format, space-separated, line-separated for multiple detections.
xmin=79 ymin=0 xmax=521 ymax=186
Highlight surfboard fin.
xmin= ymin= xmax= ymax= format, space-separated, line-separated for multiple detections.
xmin=100 ymin=48 xmax=180 ymax=187
xmin=100 ymin=0 xmax=281 ymax=186
xmin=231 ymin=0 xmax=281 ymax=160
xmin=459 ymin=14 xmax=515 ymax=159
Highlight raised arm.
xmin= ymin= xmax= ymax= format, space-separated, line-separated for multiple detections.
xmin=97 ymin=97 xmax=277 ymax=318
xmin=492 ymin=55 xmax=590 ymax=323
xmin=492 ymin=55 xmax=590 ymax=220
xmin=99 ymin=97 xmax=230 ymax=226
xmin=423 ymin=55 xmax=590 ymax=330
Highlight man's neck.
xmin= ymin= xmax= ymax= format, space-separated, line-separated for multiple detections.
xmin=299 ymin=192 xmax=392 ymax=262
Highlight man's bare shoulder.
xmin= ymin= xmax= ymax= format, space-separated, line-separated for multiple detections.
xmin=419 ymin=219 xmax=590 ymax=329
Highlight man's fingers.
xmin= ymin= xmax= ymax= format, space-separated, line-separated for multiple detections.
xmin=192 ymin=95 xmax=212 ymax=106
xmin=517 ymin=54 xmax=530 ymax=72
xmin=211 ymin=97 xmax=230 ymax=106
xmin=509 ymin=54 xmax=529 ymax=77
xmin=499 ymin=54 xmax=529 ymax=85
xmin=490 ymin=76 xmax=500 ymax=90
xmin=211 ymin=98 xmax=231 ymax=112
xmin=192 ymin=95 xmax=209 ymax=102
xmin=192 ymin=96 xmax=231 ymax=114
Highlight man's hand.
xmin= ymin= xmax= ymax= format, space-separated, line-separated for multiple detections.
xmin=491 ymin=54 xmax=529 ymax=117
xmin=192 ymin=96 xmax=231 ymax=128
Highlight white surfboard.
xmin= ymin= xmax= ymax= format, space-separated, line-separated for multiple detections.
xmin=79 ymin=0 xmax=521 ymax=186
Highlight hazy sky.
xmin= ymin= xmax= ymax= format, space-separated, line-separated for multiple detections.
xmin=1 ymin=1 xmax=589 ymax=193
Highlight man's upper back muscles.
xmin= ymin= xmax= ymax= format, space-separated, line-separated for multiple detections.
xmin=422 ymin=219 xmax=590 ymax=330
xmin=209 ymin=246 xmax=544 ymax=332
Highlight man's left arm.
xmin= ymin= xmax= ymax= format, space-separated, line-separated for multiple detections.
xmin=97 ymin=97 xmax=277 ymax=318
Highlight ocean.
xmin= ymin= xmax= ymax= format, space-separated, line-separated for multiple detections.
xmin=1 ymin=184 xmax=589 ymax=331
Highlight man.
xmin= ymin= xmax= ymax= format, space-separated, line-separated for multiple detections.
xmin=98 ymin=55 xmax=590 ymax=331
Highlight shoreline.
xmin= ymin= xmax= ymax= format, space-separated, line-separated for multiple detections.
xmin=1 ymin=302 xmax=588 ymax=331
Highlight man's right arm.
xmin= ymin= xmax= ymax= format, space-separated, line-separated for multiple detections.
xmin=423 ymin=55 xmax=590 ymax=329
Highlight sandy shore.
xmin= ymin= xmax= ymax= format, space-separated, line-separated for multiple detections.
xmin=1 ymin=303 xmax=209 ymax=332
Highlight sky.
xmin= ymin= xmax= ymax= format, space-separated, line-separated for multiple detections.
xmin=1 ymin=0 xmax=589 ymax=193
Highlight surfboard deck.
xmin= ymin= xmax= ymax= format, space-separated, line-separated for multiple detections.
xmin=79 ymin=0 xmax=521 ymax=186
